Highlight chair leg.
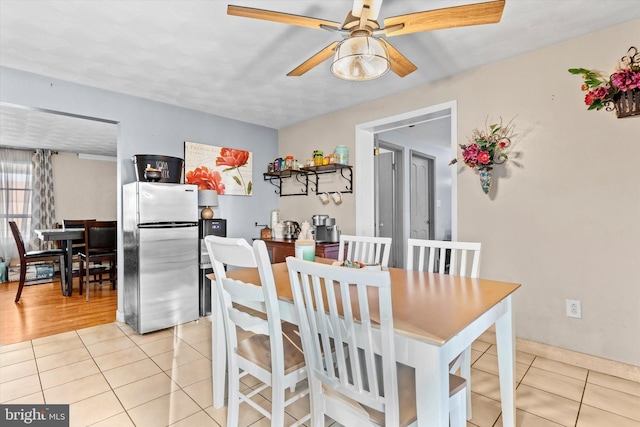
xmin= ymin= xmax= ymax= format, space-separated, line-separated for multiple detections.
xmin=461 ymin=346 xmax=472 ymax=420
xmin=79 ymin=258 xmax=84 ymax=295
xmin=449 ymin=386 xmax=466 ymax=427
xmin=110 ymin=260 xmax=116 ymax=289
xmin=86 ymin=260 xmax=91 ymax=302
xmin=14 ymin=262 xmax=27 ymax=303
xmin=59 ymin=255 xmax=66 ymax=297
xmin=271 ymin=388 xmax=285 ymax=427
xmin=226 ymin=368 xmax=240 ymax=427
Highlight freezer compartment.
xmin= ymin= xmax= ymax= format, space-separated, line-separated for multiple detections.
xmin=127 ymin=226 xmax=199 ymax=334
xmin=136 ymin=182 xmax=198 ymax=224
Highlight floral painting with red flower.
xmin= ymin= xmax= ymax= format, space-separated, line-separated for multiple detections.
xmin=184 ymin=141 xmax=253 ymax=196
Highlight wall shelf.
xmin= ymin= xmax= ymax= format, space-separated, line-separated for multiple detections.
xmin=262 ymin=170 xmax=308 ymax=196
xmin=263 ymin=164 xmax=353 ymax=197
xmin=300 ymin=164 xmax=353 ymax=195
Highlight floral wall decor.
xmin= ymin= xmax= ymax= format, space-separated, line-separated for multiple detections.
xmin=568 ymin=46 xmax=640 ymax=118
xmin=184 ymin=141 xmax=253 ymax=195
xmin=450 ymin=118 xmax=516 ymax=195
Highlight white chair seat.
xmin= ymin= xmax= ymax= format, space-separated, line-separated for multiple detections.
xmin=236 ymin=322 xmax=305 ymax=375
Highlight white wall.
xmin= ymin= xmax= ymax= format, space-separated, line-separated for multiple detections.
xmin=279 ymin=20 xmax=640 ymax=366
xmin=52 ymin=152 xmax=117 ymax=221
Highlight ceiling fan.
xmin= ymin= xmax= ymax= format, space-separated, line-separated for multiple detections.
xmin=227 ymin=0 xmax=505 ymax=80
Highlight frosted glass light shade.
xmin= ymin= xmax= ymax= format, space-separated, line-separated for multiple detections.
xmin=331 ymin=36 xmax=390 ymax=81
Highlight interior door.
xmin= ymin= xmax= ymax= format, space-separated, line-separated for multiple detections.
xmin=374 ymin=142 xmax=403 ymax=268
xmin=410 ymin=151 xmax=435 ymax=240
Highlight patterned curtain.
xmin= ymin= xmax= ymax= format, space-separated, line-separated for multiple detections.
xmin=30 ymin=149 xmax=56 ymax=250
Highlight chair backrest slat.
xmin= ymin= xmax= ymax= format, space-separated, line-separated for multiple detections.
xmin=407 ymin=239 xmax=482 ymax=278
xmin=338 ymin=234 xmax=392 ymax=267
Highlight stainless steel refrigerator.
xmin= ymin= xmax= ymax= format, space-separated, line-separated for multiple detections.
xmin=123 ymin=182 xmax=199 ymax=334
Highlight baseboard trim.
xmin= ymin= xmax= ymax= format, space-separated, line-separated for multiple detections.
xmin=515 ymin=337 xmax=640 ymax=382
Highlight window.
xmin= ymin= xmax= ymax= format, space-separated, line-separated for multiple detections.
xmin=1 ymin=148 xmax=33 ymax=262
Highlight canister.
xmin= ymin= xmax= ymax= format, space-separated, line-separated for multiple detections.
xmin=334 ymin=145 xmax=349 ymax=165
xmin=285 ymin=155 xmax=294 ymax=170
xmin=295 ymin=240 xmax=315 ymax=261
xmin=313 ymin=150 xmax=324 ymax=166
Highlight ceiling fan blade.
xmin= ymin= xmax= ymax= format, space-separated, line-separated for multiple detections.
xmin=384 ymin=41 xmax=417 ymax=77
xmin=383 ymin=0 xmax=505 ymax=37
xmin=287 ymin=42 xmax=340 ymax=76
xmin=227 ymin=5 xmax=341 ymax=31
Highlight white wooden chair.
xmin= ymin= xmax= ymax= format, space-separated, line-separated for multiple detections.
xmin=205 ymin=236 xmax=309 ymax=427
xmin=338 ymin=234 xmax=392 ymax=267
xmin=286 ymin=257 xmax=467 ymax=427
xmin=406 ymin=238 xmax=482 ymax=420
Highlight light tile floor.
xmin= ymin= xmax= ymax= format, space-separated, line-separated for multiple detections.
xmin=1 ymin=319 xmax=639 ymax=427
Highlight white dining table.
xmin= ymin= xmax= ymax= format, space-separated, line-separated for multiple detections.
xmin=209 ymin=259 xmax=520 ymax=426
xmin=34 ymin=228 xmax=84 ymax=296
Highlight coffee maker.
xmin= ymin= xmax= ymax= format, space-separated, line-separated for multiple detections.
xmin=311 ymin=214 xmax=340 ymax=242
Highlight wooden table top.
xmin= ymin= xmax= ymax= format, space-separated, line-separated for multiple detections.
xmin=210 ymin=258 xmax=520 ymax=346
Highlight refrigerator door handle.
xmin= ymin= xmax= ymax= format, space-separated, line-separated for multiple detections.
xmin=138 ymin=222 xmax=198 ymax=229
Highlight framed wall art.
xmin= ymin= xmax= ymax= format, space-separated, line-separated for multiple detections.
xmin=184 ymin=141 xmax=253 ymax=196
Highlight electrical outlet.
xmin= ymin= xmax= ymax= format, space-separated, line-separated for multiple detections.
xmin=566 ymin=299 xmax=582 ymax=318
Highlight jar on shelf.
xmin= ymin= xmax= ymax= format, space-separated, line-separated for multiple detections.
xmin=285 ymin=155 xmax=294 ymax=170
xmin=334 ymin=145 xmax=349 ymax=165
xmin=274 ymin=157 xmax=284 ymax=171
xmin=313 ymin=150 xmax=324 ymax=166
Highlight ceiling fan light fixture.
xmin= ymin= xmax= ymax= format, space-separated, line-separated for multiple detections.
xmin=331 ymin=36 xmax=390 ymax=81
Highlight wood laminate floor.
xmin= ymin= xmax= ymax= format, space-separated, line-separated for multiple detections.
xmin=0 ymin=277 xmax=117 ymax=345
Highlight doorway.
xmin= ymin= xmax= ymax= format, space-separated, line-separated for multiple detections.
xmin=355 ymin=101 xmax=458 ymax=266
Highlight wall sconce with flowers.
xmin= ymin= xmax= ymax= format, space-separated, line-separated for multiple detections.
xmin=568 ymin=46 xmax=640 ymax=118
xmin=450 ymin=118 xmax=516 ymax=195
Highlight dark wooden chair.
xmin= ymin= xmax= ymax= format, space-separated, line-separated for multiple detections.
xmin=9 ymin=221 xmax=66 ymax=303
xmin=78 ymin=220 xmax=117 ymax=301
xmin=62 ymin=219 xmax=96 ymax=280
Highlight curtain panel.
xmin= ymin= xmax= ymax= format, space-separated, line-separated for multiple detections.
xmin=30 ymin=149 xmax=56 ymax=250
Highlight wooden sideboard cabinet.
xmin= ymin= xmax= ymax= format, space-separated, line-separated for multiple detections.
xmin=261 ymin=238 xmax=344 ymax=264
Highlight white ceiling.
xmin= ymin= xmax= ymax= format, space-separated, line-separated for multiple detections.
xmin=1 ymin=0 xmax=639 ymax=156
xmin=0 ymin=105 xmax=118 ymax=156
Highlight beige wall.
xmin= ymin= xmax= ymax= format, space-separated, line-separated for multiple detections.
xmin=52 ymin=152 xmax=117 ymax=222
xmin=279 ymin=20 xmax=640 ymax=366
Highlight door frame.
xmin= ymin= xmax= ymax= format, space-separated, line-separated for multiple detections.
xmin=355 ymin=100 xmax=458 ymax=240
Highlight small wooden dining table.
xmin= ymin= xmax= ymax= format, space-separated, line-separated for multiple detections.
xmin=34 ymin=228 xmax=84 ymax=296
xmin=209 ymin=259 xmax=520 ymax=426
